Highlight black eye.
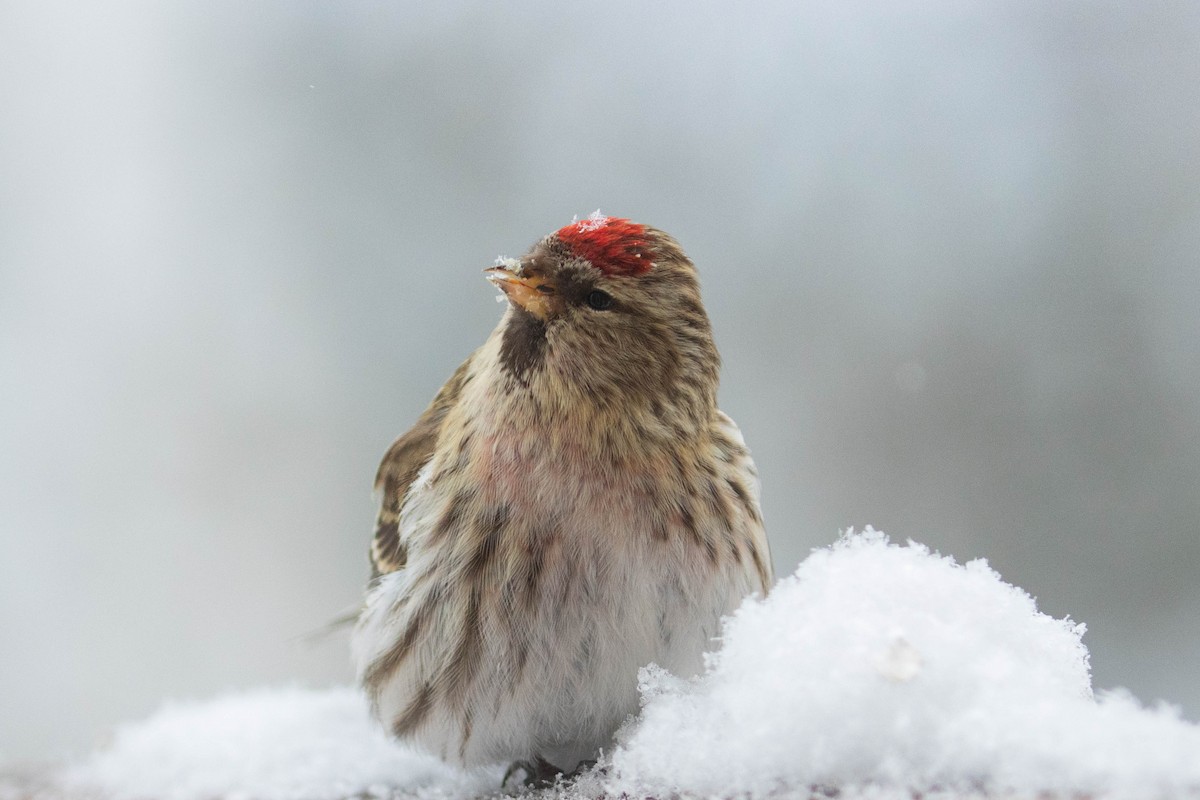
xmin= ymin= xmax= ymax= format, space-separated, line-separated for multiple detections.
xmin=585 ymin=290 xmax=613 ymax=311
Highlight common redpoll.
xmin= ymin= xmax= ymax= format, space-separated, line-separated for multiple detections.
xmin=353 ymin=214 xmax=772 ymax=781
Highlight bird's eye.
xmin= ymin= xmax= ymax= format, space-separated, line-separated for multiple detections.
xmin=585 ymin=290 xmax=613 ymax=311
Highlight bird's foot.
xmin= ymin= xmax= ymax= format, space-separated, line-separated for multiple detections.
xmin=501 ymin=756 xmax=563 ymax=791
xmin=567 ymin=759 xmax=598 ymax=777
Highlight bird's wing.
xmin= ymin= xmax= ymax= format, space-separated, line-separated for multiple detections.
xmin=371 ymin=356 xmax=474 ymax=576
xmin=714 ymin=409 xmax=774 ymax=594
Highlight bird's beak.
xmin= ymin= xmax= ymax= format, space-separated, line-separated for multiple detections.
xmin=484 ymin=266 xmax=555 ymax=321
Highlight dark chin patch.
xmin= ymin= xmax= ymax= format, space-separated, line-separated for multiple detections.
xmin=499 ymin=308 xmax=548 ymax=382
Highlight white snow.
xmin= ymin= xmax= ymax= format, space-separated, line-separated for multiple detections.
xmin=55 ymin=531 xmax=1200 ymax=800
xmin=574 ymin=210 xmax=609 ymax=231
xmin=564 ymin=209 xmax=608 ymax=232
xmin=61 ymin=686 xmax=497 ymax=800
xmin=609 ymin=530 xmax=1200 ymax=798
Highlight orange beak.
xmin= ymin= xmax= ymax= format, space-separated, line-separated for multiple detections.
xmin=484 ymin=266 xmax=555 ymax=320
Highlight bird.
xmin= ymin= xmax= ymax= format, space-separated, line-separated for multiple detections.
xmin=352 ymin=213 xmax=772 ymax=784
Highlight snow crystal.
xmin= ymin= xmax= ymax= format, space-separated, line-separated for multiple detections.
xmin=574 ymin=210 xmax=609 ymax=232
xmin=61 ymin=686 xmax=496 ymax=800
xmin=609 ymin=529 xmax=1200 ymax=799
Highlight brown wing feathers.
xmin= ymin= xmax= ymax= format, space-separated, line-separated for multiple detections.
xmin=371 ymin=357 xmax=473 ymax=576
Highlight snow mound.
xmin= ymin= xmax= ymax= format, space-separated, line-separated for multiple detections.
xmin=62 ymin=686 xmax=495 ymax=800
xmin=610 ymin=529 xmax=1200 ymax=798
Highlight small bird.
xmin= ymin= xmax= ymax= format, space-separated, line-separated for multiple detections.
xmin=353 ymin=214 xmax=772 ymax=782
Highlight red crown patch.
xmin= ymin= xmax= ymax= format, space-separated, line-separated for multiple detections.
xmin=556 ymin=213 xmax=653 ymax=276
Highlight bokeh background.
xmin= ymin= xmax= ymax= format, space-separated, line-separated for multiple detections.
xmin=2 ymin=0 xmax=1198 ymax=763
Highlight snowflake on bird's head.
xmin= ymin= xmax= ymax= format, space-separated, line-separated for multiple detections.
xmin=556 ymin=211 xmax=653 ymax=277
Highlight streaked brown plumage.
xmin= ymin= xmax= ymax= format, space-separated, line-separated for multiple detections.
xmin=353 ymin=214 xmax=771 ymax=777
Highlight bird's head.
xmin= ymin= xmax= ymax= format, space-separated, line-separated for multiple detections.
xmin=484 ymin=213 xmax=720 ymax=425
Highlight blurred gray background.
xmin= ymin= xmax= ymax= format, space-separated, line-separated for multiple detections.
xmin=2 ymin=0 xmax=1197 ymax=763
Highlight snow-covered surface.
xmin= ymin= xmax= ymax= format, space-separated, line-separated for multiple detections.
xmin=61 ymin=687 xmax=497 ymax=800
xmin=54 ymin=531 xmax=1200 ymax=799
xmin=611 ymin=530 xmax=1200 ymax=798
